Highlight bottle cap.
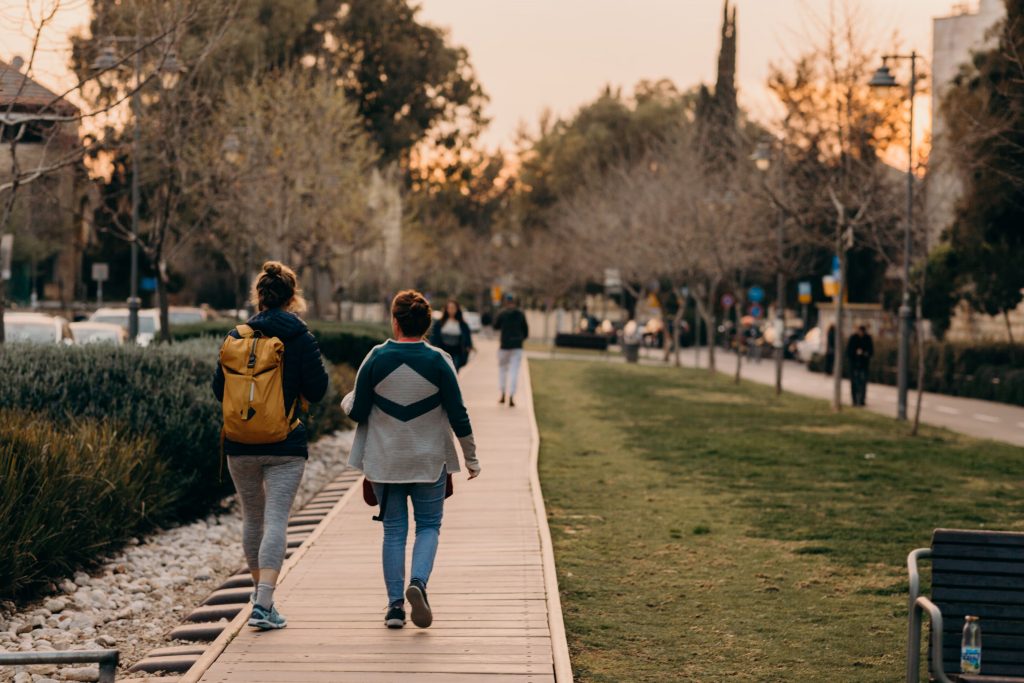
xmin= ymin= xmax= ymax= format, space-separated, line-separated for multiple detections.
xmin=966 ymin=615 xmax=979 ymax=622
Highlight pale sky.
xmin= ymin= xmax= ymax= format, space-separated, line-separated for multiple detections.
xmin=1 ymin=1 xmax=976 ymax=149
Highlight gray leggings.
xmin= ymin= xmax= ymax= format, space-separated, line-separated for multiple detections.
xmin=227 ymin=455 xmax=305 ymax=571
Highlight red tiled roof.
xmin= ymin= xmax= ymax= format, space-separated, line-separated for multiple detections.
xmin=0 ymin=59 xmax=79 ymax=116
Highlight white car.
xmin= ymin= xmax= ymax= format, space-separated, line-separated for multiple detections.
xmin=795 ymin=326 xmax=823 ymax=363
xmin=89 ymin=307 xmax=161 ymax=346
xmin=462 ymin=311 xmax=483 ymax=333
xmin=4 ymin=312 xmax=72 ymax=344
xmin=69 ymin=321 xmax=127 ymax=346
xmin=168 ymin=306 xmax=208 ymax=326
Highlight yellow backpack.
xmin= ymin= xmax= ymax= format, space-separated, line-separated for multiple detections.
xmin=219 ymin=324 xmax=298 ymax=444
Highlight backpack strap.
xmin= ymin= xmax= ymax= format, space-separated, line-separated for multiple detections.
xmin=235 ymin=324 xmax=255 ymax=338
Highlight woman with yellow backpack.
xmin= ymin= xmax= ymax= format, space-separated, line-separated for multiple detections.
xmin=212 ymin=261 xmax=329 ymax=630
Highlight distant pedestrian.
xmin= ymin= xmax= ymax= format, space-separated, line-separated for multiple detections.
xmin=494 ymin=294 xmax=529 ymax=407
xmin=343 ymin=290 xmax=481 ymax=630
xmin=825 ymin=324 xmax=836 ymax=375
xmin=213 ymin=261 xmax=329 ymax=631
xmin=430 ymin=299 xmax=474 ymax=371
xmin=847 ymin=325 xmax=874 ymax=406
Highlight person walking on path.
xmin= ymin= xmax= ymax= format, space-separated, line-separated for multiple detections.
xmin=212 ymin=261 xmax=329 ymax=631
xmin=342 ymin=290 xmax=481 ymax=630
xmin=430 ymin=299 xmax=474 ymax=371
xmin=493 ymin=295 xmax=528 ymax=407
xmin=847 ymin=325 xmax=874 ymax=406
xmin=825 ymin=324 xmax=837 ymax=375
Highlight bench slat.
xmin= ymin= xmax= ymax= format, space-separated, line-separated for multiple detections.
xmin=933 ymin=543 xmax=1024 ymax=562
xmin=934 ymin=529 xmax=1024 ymax=548
xmin=934 ymin=558 xmax=1024 ymax=576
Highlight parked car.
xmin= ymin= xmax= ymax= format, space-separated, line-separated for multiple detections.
xmin=462 ymin=311 xmax=483 ymax=333
xmin=89 ymin=307 xmax=160 ymax=346
xmin=69 ymin=321 xmax=127 ymax=346
xmin=795 ymin=326 xmax=823 ymax=363
xmin=168 ymin=306 xmax=209 ymax=326
xmin=4 ymin=312 xmax=72 ymax=344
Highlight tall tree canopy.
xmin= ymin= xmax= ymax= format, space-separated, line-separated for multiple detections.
xmin=940 ymin=0 xmax=1024 ymax=338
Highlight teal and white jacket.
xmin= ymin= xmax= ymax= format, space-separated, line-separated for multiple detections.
xmin=341 ymin=340 xmax=479 ymax=483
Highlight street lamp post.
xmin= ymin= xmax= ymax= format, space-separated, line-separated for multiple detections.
xmin=91 ymin=38 xmax=182 ymax=342
xmin=752 ymin=140 xmax=786 ymax=396
xmin=869 ymin=52 xmax=918 ymax=421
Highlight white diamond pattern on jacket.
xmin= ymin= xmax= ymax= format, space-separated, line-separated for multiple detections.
xmin=373 ymin=363 xmax=438 ymax=406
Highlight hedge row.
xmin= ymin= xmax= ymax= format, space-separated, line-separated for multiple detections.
xmin=0 ymin=410 xmax=169 ymax=598
xmin=173 ymin=319 xmax=388 ymax=367
xmin=0 ymin=328 xmax=379 ymax=600
xmin=809 ymin=340 xmax=1024 ymax=406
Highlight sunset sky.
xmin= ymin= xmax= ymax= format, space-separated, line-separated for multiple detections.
xmin=1 ymin=1 xmax=972 ymax=149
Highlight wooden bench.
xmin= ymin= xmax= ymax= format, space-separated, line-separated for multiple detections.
xmin=906 ymin=529 xmax=1024 ymax=683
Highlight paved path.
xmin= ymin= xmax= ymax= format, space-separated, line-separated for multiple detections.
xmin=530 ymin=344 xmax=1024 ymax=448
xmin=194 ymin=339 xmax=570 ymax=682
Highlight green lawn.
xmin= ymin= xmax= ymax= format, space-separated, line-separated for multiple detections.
xmin=531 ymin=359 xmax=1024 ymax=682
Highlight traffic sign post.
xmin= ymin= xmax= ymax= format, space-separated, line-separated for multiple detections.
xmin=0 ymin=234 xmax=12 ymax=281
xmin=798 ymin=280 xmax=812 ymax=304
xmin=747 ymin=285 xmax=765 ymax=303
xmin=91 ymin=263 xmax=109 ymax=306
xmin=720 ymin=293 xmax=735 ymax=309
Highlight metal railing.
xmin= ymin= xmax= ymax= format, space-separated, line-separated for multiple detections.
xmin=0 ymin=649 xmax=118 ymax=683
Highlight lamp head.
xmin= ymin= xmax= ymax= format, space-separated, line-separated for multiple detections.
xmin=869 ymin=63 xmax=898 ymax=88
xmin=750 ymin=141 xmax=772 ymax=172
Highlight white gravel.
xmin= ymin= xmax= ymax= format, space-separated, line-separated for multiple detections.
xmin=0 ymin=430 xmax=354 ymax=682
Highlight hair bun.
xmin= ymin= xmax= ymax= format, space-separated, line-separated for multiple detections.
xmin=263 ymin=262 xmax=282 ymax=277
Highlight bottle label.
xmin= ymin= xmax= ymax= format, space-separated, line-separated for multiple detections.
xmin=961 ymin=646 xmax=981 ymax=673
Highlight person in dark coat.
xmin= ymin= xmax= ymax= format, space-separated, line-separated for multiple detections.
xmin=493 ymin=295 xmax=528 ymax=407
xmin=825 ymin=324 xmax=836 ymax=375
xmin=847 ymin=325 xmax=874 ymax=406
xmin=430 ymin=299 xmax=474 ymax=371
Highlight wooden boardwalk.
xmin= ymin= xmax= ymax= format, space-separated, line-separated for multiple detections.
xmin=193 ymin=339 xmax=570 ymax=682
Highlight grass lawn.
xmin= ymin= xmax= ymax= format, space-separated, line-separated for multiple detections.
xmin=531 ymin=359 xmax=1024 ymax=682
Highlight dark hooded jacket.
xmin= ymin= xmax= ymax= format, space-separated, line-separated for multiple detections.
xmin=212 ymin=308 xmax=329 ymax=457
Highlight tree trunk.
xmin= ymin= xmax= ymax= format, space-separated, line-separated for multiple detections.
xmin=733 ymin=301 xmax=744 ymax=384
xmin=832 ymin=249 xmax=846 ymax=413
xmin=1004 ymin=309 xmax=1015 ymax=344
xmin=0 ymin=278 xmax=6 ymax=344
xmin=673 ymin=298 xmax=685 ymax=368
xmin=694 ymin=291 xmax=717 ymax=374
xmin=694 ymin=313 xmax=701 ymax=369
xmin=157 ymin=259 xmax=172 ymax=345
xmin=912 ymin=304 xmax=926 ymax=436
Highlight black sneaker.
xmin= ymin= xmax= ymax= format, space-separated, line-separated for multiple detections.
xmin=405 ymin=579 xmax=433 ymax=628
xmin=499 ymin=393 xmax=506 ymax=404
xmin=509 ymin=395 xmax=516 ymax=408
xmin=384 ymin=601 xmax=405 ymax=629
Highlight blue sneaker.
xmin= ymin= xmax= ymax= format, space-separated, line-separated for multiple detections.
xmin=248 ymin=603 xmax=287 ymax=630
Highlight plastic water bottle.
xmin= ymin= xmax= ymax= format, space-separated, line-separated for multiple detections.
xmin=961 ymin=615 xmax=982 ymax=674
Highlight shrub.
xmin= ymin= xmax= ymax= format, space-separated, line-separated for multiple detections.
xmin=173 ymin=319 xmax=386 ymax=366
xmin=0 ymin=341 xmax=228 ymax=515
xmin=0 ymin=410 xmax=169 ymax=598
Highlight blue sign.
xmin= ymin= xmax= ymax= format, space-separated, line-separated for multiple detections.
xmin=832 ymin=255 xmax=842 ymax=282
xmin=750 ymin=303 xmax=763 ymax=318
xmin=140 ymin=277 xmax=158 ymax=292
xmin=748 ymin=285 xmax=765 ymax=303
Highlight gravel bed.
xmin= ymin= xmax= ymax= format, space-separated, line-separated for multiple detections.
xmin=0 ymin=430 xmax=354 ymax=682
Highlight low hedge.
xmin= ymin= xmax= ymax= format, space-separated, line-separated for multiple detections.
xmin=808 ymin=340 xmax=1024 ymax=406
xmin=173 ymin=319 xmax=387 ymax=367
xmin=0 ymin=340 xmax=228 ymax=517
xmin=0 ymin=409 xmax=170 ymax=598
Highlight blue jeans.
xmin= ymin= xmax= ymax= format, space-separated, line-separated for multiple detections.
xmin=372 ymin=468 xmax=446 ymax=604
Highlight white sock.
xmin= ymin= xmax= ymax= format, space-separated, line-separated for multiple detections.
xmin=255 ymin=582 xmax=275 ymax=609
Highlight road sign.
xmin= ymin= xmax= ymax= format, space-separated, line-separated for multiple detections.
xmin=141 ymin=277 xmax=158 ymax=292
xmin=832 ymin=255 xmax=842 ymax=282
xmin=721 ymin=293 xmax=735 ymax=309
xmin=822 ymin=275 xmax=839 ymax=298
xmin=604 ymin=268 xmax=622 ymax=294
xmin=0 ymin=233 xmax=12 ymax=281
xmin=91 ymin=262 xmax=109 ymax=282
xmin=798 ymin=280 xmax=812 ymax=304
xmin=748 ymin=285 xmax=765 ymax=303
xmin=750 ymin=303 xmax=763 ymax=318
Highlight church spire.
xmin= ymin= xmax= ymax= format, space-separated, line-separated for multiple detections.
xmin=714 ymin=0 xmax=738 ymax=130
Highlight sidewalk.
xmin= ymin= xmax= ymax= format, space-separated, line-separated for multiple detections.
xmin=529 ymin=344 xmax=1024 ymax=448
xmin=669 ymin=346 xmax=1024 ymax=447
xmin=192 ymin=339 xmax=570 ymax=682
